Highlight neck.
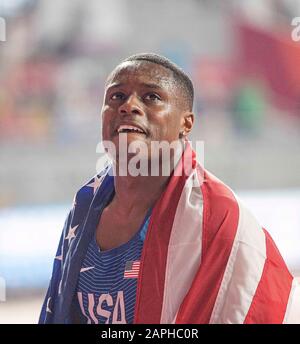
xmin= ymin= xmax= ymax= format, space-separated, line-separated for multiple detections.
xmin=112 ymin=172 xmax=170 ymax=216
xmin=109 ymin=139 xmax=186 ymax=216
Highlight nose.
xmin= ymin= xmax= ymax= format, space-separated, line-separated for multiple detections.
xmin=118 ymin=94 xmax=143 ymax=116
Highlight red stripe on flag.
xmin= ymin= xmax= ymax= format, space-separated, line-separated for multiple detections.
xmin=244 ymin=229 xmax=293 ymax=324
xmin=176 ymin=169 xmax=239 ymax=323
xmin=134 ymin=143 xmax=195 ymax=324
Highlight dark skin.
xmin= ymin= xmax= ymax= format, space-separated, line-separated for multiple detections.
xmin=97 ymin=61 xmax=194 ymax=250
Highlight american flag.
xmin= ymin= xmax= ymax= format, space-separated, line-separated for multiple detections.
xmin=39 ymin=143 xmax=300 ymax=324
xmin=124 ymin=261 xmax=140 ymax=279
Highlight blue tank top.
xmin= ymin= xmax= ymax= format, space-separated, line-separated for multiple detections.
xmin=74 ymin=210 xmax=151 ymax=324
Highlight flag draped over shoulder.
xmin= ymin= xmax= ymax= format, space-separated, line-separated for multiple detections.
xmin=39 ymin=143 xmax=300 ymax=324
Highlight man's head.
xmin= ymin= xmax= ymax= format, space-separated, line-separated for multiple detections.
xmin=101 ymin=53 xmax=194 ymax=164
xmin=113 ymin=53 xmax=194 ymax=111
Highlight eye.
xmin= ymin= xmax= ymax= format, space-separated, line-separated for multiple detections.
xmin=144 ymin=93 xmax=161 ymax=102
xmin=110 ymin=92 xmax=126 ymax=101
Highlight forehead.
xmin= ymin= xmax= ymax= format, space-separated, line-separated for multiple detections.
xmin=105 ymin=61 xmax=176 ymax=90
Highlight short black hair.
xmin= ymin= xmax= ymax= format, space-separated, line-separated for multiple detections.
xmin=120 ymin=53 xmax=194 ymax=111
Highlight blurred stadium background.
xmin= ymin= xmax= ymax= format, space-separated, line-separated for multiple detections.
xmin=1 ymin=0 xmax=300 ymax=323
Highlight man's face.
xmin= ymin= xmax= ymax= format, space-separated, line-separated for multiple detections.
xmin=101 ymin=61 xmax=187 ymax=162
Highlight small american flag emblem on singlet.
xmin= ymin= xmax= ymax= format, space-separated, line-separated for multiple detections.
xmin=124 ymin=261 xmax=140 ymax=279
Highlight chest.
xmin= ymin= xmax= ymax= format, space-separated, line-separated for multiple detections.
xmin=75 ymin=229 xmax=144 ymax=324
xmin=95 ymin=208 xmax=147 ymax=251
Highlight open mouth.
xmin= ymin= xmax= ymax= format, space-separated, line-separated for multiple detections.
xmin=117 ymin=124 xmax=146 ymax=135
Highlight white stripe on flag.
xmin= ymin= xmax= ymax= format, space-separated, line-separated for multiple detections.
xmin=160 ymin=169 xmax=203 ymax=324
xmin=209 ymin=196 xmax=266 ymax=324
xmin=283 ymin=278 xmax=300 ymax=323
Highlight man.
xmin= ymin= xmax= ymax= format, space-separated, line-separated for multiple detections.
xmin=39 ymin=53 xmax=299 ymax=324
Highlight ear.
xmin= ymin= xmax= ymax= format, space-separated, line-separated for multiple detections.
xmin=180 ymin=111 xmax=194 ymax=137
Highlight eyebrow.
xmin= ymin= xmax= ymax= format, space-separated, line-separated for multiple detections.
xmin=106 ymin=82 xmax=164 ymax=92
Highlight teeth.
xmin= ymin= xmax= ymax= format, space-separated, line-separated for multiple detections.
xmin=117 ymin=125 xmax=145 ymax=134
